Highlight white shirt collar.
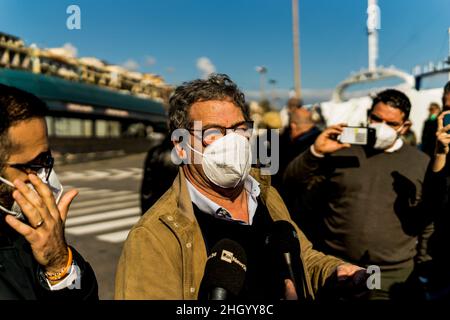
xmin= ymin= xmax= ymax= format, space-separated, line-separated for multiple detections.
xmin=185 ymin=176 xmax=260 ymax=225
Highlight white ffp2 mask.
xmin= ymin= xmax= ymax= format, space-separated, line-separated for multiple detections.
xmin=369 ymin=122 xmax=401 ymax=150
xmin=187 ymin=132 xmax=252 ymax=189
xmin=0 ymin=169 xmax=63 ymax=221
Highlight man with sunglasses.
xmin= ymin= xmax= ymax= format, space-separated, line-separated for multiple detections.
xmin=0 ymin=84 xmax=98 ymax=299
xmin=284 ymin=89 xmax=437 ymax=300
xmin=116 ymin=73 xmax=365 ymax=300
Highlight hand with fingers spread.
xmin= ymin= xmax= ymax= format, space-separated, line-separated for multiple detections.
xmin=313 ymin=124 xmax=351 ymax=156
xmin=4 ymin=174 xmax=78 ymax=277
xmin=432 ymin=111 xmax=450 ymax=172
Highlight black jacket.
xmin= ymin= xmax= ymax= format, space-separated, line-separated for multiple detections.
xmin=140 ymin=135 xmax=178 ymax=214
xmin=421 ymin=118 xmax=438 ymax=157
xmin=0 ymin=229 xmax=98 ymax=300
xmin=272 ymin=126 xmax=321 ymax=192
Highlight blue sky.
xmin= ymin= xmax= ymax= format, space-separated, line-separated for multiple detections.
xmin=1 ymin=0 xmax=449 ymax=105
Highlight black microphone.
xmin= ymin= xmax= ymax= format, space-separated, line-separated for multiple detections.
xmin=265 ymin=220 xmax=307 ymax=300
xmin=199 ymin=239 xmax=247 ymax=300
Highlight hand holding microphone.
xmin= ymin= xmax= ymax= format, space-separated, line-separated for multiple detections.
xmin=265 ymin=220 xmax=308 ymax=300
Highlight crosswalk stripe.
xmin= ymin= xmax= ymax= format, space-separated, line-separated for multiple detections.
xmin=70 ymin=193 xmax=138 ymax=209
xmin=68 ymin=200 xmax=139 ymax=216
xmin=73 ymin=188 xmax=114 ymax=196
xmin=59 ymin=169 xmax=142 ymax=182
xmin=96 ymin=230 xmax=131 ymax=243
xmin=65 ymin=188 xmax=116 ymax=200
xmin=66 ymin=216 xmax=140 ymax=235
xmin=66 ymin=207 xmax=140 ymax=227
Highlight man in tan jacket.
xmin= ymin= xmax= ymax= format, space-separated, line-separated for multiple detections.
xmin=115 ymin=74 xmax=364 ymax=300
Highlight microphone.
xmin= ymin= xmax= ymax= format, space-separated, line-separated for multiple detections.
xmin=199 ymin=239 xmax=247 ymax=300
xmin=265 ymin=220 xmax=307 ymax=300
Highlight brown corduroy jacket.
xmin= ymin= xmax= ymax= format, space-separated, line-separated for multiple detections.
xmin=115 ymin=168 xmax=344 ymax=300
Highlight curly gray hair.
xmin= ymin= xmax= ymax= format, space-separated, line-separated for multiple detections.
xmin=168 ymin=73 xmax=250 ymax=133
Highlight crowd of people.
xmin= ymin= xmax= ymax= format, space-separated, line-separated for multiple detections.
xmin=1 ymin=74 xmax=449 ymax=300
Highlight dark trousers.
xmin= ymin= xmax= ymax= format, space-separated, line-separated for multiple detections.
xmin=368 ymin=265 xmax=414 ymax=300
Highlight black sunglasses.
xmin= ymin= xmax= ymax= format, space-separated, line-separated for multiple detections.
xmin=6 ymin=150 xmax=54 ymax=181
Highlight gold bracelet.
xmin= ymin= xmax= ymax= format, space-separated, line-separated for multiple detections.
xmin=45 ymin=247 xmax=73 ymax=281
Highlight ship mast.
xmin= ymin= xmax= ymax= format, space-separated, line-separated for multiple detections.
xmin=332 ymin=0 xmax=414 ymax=101
xmin=367 ymin=0 xmax=380 ymax=71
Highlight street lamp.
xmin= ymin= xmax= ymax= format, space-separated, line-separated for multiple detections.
xmin=255 ymin=66 xmax=267 ymax=101
xmin=292 ymin=0 xmax=301 ymax=99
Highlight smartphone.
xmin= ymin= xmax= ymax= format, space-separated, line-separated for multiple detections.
xmin=444 ymin=114 xmax=450 ymax=134
xmin=338 ymin=126 xmax=375 ymax=145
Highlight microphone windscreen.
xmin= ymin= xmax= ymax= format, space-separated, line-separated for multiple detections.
xmin=200 ymin=239 xmax=247 ymax=297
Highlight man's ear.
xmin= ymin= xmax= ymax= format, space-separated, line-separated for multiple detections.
xmin=173 ymin=141 xmax=187 ymax=160
xmin=400 ymin=120 xmax=412 ymax=135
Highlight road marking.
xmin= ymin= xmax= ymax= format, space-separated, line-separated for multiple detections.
xmin=66 ymin=216 xmax=140 ymax=235
xmin=72 ymin=189 xmax=114 ymax=197
xmin=66 ymin=207 xmax=140 ymax=227
xmin=69 ymin=200 xmax=139 ymax=216
xmin=59 ymin=168 xmax=143 ymax=182
xmin=70 ymin=193 xmax=138 ymax=209
xmin=107 ymin=169 xmax=135 ymax=180
xmin=96 ymin=230 xmax=131 ymax=243
xmin=58 ymin=171 xmax=86 ymax=181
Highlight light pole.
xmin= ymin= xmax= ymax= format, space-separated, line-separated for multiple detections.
xmin=268 ymin=79 xmax=277 ymax=108
xmin=292 ymin=0 xmax=301 ymax=99
xmin=255 ymin=66 xmax=268 ymax=101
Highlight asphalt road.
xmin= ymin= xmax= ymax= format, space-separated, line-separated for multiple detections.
xmin=57 ymin=152 xmax=148 ymax=300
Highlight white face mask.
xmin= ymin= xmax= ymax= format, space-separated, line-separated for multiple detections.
xmin=0 ymin=169 xmax=63 ymax=221
xmin=187 ymin=132 xmax=252 ymax=189
xmin=369 ymin=122 xmax=402 ymax=150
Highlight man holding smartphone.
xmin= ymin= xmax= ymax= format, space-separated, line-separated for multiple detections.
xmin=0 ymin=84 xmax=98 ymax=299
xmin=425 ymin=81 xmax=450 ymax=300
xmin=283 ymin=89 xmax=436 ymax=300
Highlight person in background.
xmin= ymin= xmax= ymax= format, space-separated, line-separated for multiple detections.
xmin=272 ymin=105 xmax=321 ymax=192
xmin=283 ymin=89 xmax=436 ymax=300
xmin=421 ymin=102 xmax=441 ymax=157
xmin=279 ymin=97 xmax=303 ymax=131
xmin=140 ymin=131 xmax=178 ymax=214
xmin=0 ymin=84 xmax=98 ymax=300
xmin=425 ymin=82 xmax=450 ymax=300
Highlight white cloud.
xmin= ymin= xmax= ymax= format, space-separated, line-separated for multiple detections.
xmin=196 ymin=57 xmax=216 ymax=79
xmin=122 ymin=59 xmax=139 ymax=71
xmin=62 ymin=43 xmax=78 ymax=57
xmin=145 ymin=55 xmax=157 ymax=66
xmin=166 ymin=66 xmax=176 ymax=73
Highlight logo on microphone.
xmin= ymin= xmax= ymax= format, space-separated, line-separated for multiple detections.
xmin=220 ymin=250 xmax=247 ymax=272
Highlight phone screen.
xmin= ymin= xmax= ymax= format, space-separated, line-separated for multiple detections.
xmin=338 ymin=127 xmax=371 ymax=145
xmin=444 ymin=114 xmax=450 ymax=134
